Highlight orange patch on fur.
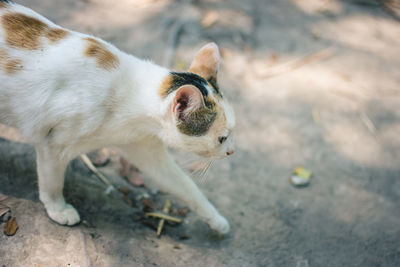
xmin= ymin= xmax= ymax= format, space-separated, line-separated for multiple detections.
xmin=0 ymin=48 xmax=23 ymax=75
xmin=0 ymin=49 xmax=7 ymax=61
xmin=1 ymin=13 xmax=69 ymax=50
xmin=46 ymin=28 xmax=69 ymax=44
xmin=158 ymin=74 xmax=173 ymax=98
xmin=4 ymin=58 xmax=22 ymax=74
xmin=2 ymin=13 xmax=48 ymax=50
xmin=84 ymin=38 xmax=119 ymax=70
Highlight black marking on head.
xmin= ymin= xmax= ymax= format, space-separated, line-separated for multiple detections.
xmin=167 ymin=72 xmax=209 ymax=96
xmin=161 ymin=72 xmax=223 ymax=99
xmin=0 ymin=0 xmax=13 ymax=3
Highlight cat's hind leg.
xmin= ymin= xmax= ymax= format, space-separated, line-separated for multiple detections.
xmin=35 ymin=145 xmax=80 ymax=225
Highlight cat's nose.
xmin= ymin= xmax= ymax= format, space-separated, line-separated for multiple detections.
xmin=226 ymin=150 xmax=234 ymax=156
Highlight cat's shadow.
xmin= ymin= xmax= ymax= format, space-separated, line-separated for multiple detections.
xmin=0 ymin=137 xmax=233 ymax=248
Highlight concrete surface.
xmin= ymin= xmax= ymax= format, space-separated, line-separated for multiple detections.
xmin=1 ymin=0 xmax=400 ymax=266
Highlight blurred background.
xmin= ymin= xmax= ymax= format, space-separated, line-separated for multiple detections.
xmin=1 ymin=0 xmax=400 ymax=266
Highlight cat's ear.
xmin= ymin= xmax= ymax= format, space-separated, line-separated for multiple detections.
xmin=189 ymin=42 xmax=220 ymax=80
xmin=173 ymin=85 xmax=203 ymax=119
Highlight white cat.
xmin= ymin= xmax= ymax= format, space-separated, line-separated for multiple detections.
xmin=0 ymin=0 xmax=235 ymax=234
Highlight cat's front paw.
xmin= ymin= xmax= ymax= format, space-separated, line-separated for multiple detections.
xmin=207 ymin=215 xmax=230 ymax=234
xmin=46 ymin=203 xmax=81 ymax=226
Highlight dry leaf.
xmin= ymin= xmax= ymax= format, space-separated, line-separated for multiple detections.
xmin=142 ymin=198 xmax=159 ymax=212
xmin=118 ymin=187 xmax=131 ymax=195
xmin=120 ymin=157 xmax=144 ymax=187
xmin=127 ymin=172 xmax=144 ymax=187
xmin=4 ymin=217 xmax=18 ymax=236
xmin=177 ymin=207 xmax=190 ymax=217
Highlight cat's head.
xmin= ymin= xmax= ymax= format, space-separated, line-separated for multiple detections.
xmin=160 ymin=43 xmax=235 ymax=159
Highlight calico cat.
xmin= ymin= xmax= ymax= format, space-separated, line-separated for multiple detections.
xmin=0 ymin=1 xmax=235 ymax=234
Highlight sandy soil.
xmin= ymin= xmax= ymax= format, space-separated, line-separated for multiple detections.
xmin=1 ymin=0 xmax=400 ymax=266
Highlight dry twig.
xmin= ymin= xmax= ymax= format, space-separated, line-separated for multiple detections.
xmin=80 ymin=154 xmax=115 ymax=193
xmin=146 ymin=212 xmax=182 ymax=223
xmin=157 ymin=200 xmax=171 ymax=236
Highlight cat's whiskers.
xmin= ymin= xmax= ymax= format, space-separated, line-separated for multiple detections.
xmin=190 ymin=158 xmax=214 ymax=185
xmin=200 ymin=160 xmax=214 ymax=184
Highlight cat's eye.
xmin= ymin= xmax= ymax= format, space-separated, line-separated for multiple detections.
xmin=218 ymin=136 xmax=227 ymax=144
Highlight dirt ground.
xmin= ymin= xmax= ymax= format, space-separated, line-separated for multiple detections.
xmin=1 ymin=0 xmax=400 ymax=266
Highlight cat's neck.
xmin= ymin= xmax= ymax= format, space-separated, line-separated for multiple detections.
xmin=111 ymin=54 xmax=171 ymax=140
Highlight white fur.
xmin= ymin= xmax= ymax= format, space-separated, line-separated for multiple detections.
xmin=0 ymin=3 xmax=235 ymax=233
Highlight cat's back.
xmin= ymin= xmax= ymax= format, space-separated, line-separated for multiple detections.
xmin=0 ymin=1 xmax=73 ymax=71
xmin=0 ymin=1 xmax=121 ymax=78
xmin=0 ymin=1 xmax=124 ymax=132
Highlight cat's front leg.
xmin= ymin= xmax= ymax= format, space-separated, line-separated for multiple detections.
xmin=35 ymin=145 xmax=80 ymax=225
xmin=118 ymin=140 xmax=230 ymax=234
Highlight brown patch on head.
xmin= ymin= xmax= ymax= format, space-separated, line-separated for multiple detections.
xmin=158 ymin=74 xmax=174 ymax=98
xmin=0 ymin=48 xmax=23 ymax=75
xmin=46 ymin=28 xmax=69 ymax=44
xmin=84 ymin=38 xmax=119 ymax=70
xmin=2 ymin=13 xmax=48 ymax=50
xmin=0 ymin=2 xmax=7 ymax=8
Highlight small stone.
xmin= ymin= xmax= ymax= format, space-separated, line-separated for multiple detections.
xmin=290 ymin=167 xmax=311 ymax=187
xmin=290 ymin=175 xmax=310 ymax=187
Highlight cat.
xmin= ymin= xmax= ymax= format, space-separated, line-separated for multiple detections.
xmin=0 ymin=0 xmax=235 ymax=234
